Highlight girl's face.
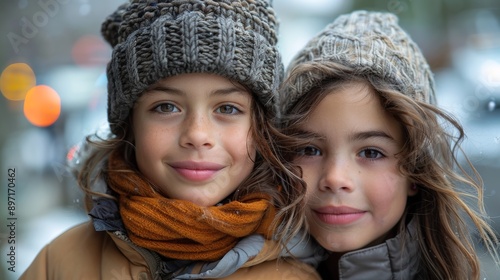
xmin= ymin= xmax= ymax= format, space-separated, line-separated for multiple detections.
xmin=294 ymin=82 xmax=417 ymax=253
xmin=132 ymin=73 xmax=256 ymax=206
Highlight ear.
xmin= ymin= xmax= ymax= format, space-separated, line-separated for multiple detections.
xmin=408 ymin=183 xmax=418 ymax=196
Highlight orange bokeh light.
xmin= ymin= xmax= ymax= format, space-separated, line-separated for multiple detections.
xmin=0 ymin=63 xmax=36 ymax=101
xmin=23 ymin=85 xmax=61 ymax=127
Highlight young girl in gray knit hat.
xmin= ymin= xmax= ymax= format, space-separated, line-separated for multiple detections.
xmin=280 ymin=10 xmax=499 ymax=280
xmin=20 ymin=1 xmax=323 ymax=279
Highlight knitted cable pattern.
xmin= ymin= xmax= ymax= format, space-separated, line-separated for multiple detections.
xmin=101 ymin=0 xmax=283 ymax=135
xmin=280 ymin=11 xmax=435 ymax=113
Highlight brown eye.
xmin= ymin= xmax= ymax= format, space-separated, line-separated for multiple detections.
xmin=154 ymin=103 xmax=179 ymax=113
xmin=297 ymin=146 xmax=321 ymax=157
xmin=359 ymin=149 xmax=384 ymax=159
xmin=216 ymin=105 xmax=240 ymax=114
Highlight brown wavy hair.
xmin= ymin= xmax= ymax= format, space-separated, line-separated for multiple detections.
xmin=280 ymin=61 xmax=499 ymax=280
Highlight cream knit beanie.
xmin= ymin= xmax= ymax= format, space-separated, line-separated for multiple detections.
xmin=281 ymin=10 xmax=435 ymax=113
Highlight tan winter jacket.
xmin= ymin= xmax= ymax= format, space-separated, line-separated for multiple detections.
xmin=20 ymin=221 xmax=321 ymax=280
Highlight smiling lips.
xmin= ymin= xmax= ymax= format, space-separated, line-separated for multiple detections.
xmin=314 ymin=206 xmax=366 ymax=225
xmin=169 ymin=161 xmax=224 ymax=182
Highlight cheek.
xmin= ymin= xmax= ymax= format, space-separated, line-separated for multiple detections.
xmin=301 ymin=165 xmax=322 ymax=203
xmin=229 ymin=127 xmax=256 ymax=161
xmin=134 ymin=135 xmax=154 ymax=167
xmin=245 ymin=134 xmax=256 ymax=161
xmin=134 ymin=124 xmax=171 ymax=161
xmin=300 ymin=163 xmax=319 ymax=187
xmin=382 ymin=172 xmax=411 ymax=198
xmin=367 ymin=173 xmax=409 ymax=216
xmin=370 ymin=164 xmax=410 ymax=194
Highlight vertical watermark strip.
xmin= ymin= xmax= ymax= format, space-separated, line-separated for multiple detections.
xmin=6 ymin=168 xmax=17 ymax=273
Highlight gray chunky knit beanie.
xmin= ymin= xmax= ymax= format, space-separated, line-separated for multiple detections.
xmin=102 ymin=0 xmax=283 ymax=135
xmin=281 ymin=10 xmax=435 ymax=113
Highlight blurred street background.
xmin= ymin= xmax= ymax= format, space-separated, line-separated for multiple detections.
xmin=0 ymin=0 xmax=499 ymax=279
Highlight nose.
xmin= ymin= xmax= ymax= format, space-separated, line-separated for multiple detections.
xmin=319 ymin=159 xmax=354 ymax=193
xmin=179 ymin=112 xmax=215 ymax=149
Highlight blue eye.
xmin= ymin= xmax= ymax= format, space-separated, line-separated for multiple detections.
xmin=216 ymin=105 xmax=241 ymax=114
xmin=153 ymin=103 xmax=179 ymax=113
xmin=359 ymin=149 xmax=384 ymax=159
xmin=297 ymin=146 xmax=322 ymax=157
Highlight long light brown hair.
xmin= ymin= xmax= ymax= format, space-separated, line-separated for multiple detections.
xmin=280 ymin=61 xmax=499 ymax=280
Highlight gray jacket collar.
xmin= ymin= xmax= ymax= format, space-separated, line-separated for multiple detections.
xmin=325 ymin=219 xmax=420 ymax=279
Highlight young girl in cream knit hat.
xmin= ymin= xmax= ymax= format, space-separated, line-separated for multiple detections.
xmin=280 ymin=10 xmax=499 ymax=280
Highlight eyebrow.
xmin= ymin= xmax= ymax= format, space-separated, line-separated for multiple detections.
xmin=145 ymin=85 xmax=248 ymax=96
xmin=295 ymin=129 xmax=326 ymax=141
xmin=298 ymin=129 xmax=396 ymax=143
xmin=349 ymin=130 xmax=396 ymax=143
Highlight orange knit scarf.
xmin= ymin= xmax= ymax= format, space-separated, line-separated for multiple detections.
xmin=106 ymin=152 xmax=277 ymax=261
